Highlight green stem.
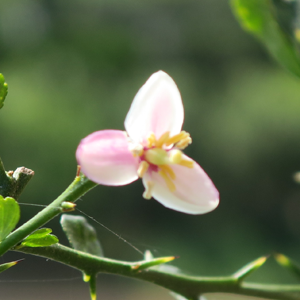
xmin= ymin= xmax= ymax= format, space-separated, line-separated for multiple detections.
xmin=17 ymin=244 xmax=300 ymax=300
xmin=0 ymin=157 xmax=13 ymax=197
xmin=88 ymin=274 xmax=97 ymax=300
xmin=12 ymin=167 xmax=35 ymax=200
xmin=0 ymin=159 xmax=34 ymax=200
xmin=0 ymin=174 xmax=97 ymax=257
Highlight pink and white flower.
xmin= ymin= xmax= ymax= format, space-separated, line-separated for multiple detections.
xmin=76 ymin=71 xmax=219 ymax=214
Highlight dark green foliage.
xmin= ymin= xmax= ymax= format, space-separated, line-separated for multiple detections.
xmin=60 ymin=214 xmax=103 ymax=256
xmin=231 ymin=0 xmax=300 ymax=77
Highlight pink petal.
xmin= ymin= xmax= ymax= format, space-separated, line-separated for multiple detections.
xmin=76 ymin=130 xmax=139 ymax=186
xmin=143 ymin=155 xmax=219 ymax=214
xmin=124 ymin=71 xmax=184 ymax=143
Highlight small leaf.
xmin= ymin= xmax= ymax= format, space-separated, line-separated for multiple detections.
xmin=274 ymin=253 xmax=300 ymax=280
xmin=20 ymin=228 xmax=58 ymax=248
xmin=0 ymin=259 xmax=23 ymax=274
xmin=60 ymin=214 xmax=103 ymax=256
xmin=131 ymin=256 xmax=176 ymax=271
xmin=25 ymin=228 xmax=52 ymax=239
xmin=231 ymin=0 xmax=300 ymax=77
xmin=0 ymin=195 xmax=20 ymax=242
xmin=233 ymin=256 xmax=268 ymax=281
xmin=0 ymin=74 xmax=8 ymax=110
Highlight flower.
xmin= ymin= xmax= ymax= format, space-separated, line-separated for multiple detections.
xmin=76 ymin=71 xmax=219 ymax=214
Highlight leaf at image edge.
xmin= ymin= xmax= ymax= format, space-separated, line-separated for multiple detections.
xmin=0 ymin=74 xmax=8 ymax=110
xmin=0 ymin=196 xmax=20 ymax=242
xmin=231 ymin=0 xmax=300 ymax=78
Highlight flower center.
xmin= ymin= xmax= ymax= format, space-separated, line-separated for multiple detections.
xmin=131 ymin=131 xmax=193 ymax=199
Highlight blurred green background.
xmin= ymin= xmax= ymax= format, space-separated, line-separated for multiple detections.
xmin=1 ymin=0 xmax=300 ymax=299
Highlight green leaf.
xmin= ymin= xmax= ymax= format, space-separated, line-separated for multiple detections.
xmin=20 ymin=228 xmax=58 ymax=248
xmin=0 ymin=259 xmax=23 ymax=274
xmin=24 ymin=228 xmax=52 ymax=239
xmin=231 ymin=0 xmax=300 ymax=77
xmin=0 ymin=195 xmax=20 ymax=242
xmin=0 ymin=74 xmax=8 ymax=110
xmin=60 ymin=214 xmax=103 ymax=257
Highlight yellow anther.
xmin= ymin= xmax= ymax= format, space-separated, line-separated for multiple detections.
xmin=147 ymin=133 xmax=157 ymax=148
xmin=178 ymin=159 xmax=194 ymax=168
xmin=137 ymin=161 xmax=149 ymax=178
xmin=176 ymin=136 xmax=192 ymax=150
xmin=168 ymin=149 xmax=182 ymax=164
xmin=159 ymin=165 xmax=176 ymax=180
xmin=165 ymin=131 xmax=190 ymax=146
xmin=143 ymin=181 xmax=155 ymax=199
xmin=159 ymin=170 xmax=176 ymax=192
xmin=156 ymin=131 xmax=170 ymax=148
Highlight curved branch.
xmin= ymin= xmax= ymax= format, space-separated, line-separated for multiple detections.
xmin=0 ymin=174 xmax=97 ymax=257
xmin=17 ymin=244 xmax=300 ymax=300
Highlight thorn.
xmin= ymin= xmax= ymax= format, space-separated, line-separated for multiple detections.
xmin=131 ymin=256 xmax=177 ymax=271
xmin=233 ymin=255 xmax=269 ymax=282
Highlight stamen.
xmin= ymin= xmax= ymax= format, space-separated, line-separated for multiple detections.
xmin=156 ymin=131 xmax=170 ymax=148
xmin=159 ymin=165 xmax=176 ymax=180
xmin=143 ymin=181 xmax=154 ymax=199
xmin=129 ymin=144 xmax=144 ymax=157
xmin=168 ymin=149 xmax=182 ymax=164
xmin=147 ymin=133 xmax=156 ymax=148
xmin=165 ymin=131 xmax=190 ymax=146
xmin=159 ymin=170 xmax=176 ymax=192
xmin=178 ymin=159 xmax=194 ymax=168
xmin=137 ymin=161 xmax=149 ymax=178
xmin=176 ymin=136 xmax=192 ymax=150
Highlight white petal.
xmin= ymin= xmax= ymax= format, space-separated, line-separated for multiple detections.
xmin=76 ymin=130 xmax=139 ymax=186
xmin=125 ymin=71 xmax=184 ymax=143
xmin=143 ymin=155 xmax=219 ymax=214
